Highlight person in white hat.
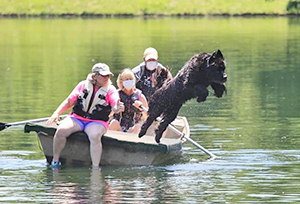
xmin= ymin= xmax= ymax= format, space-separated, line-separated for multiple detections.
xmin=46 ymin=62 xmax=124 ymax=169
xmin=132 ymin=47 xmax=172 ymax=100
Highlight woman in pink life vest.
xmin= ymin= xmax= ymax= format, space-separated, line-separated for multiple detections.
xmin=46 ymin=63 xmax=124 ymax=169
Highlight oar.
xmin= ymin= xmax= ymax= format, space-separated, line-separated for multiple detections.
xmin=139 ymin=105 xmax=216 ymax=159
xmin=0 ymin=115 xmax=67 ymax=131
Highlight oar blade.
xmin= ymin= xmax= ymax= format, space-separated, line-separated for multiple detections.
xmin=0 ymin=123 xmax=10 ymax=131
xmin=183 ymin=135 xmax=216 ymax=159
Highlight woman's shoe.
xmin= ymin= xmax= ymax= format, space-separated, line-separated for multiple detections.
xmin=50 ymin=161 xmax=61 ymax=169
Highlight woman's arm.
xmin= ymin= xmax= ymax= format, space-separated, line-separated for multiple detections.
xmin=133 ymin=94 xmax=148 ymax=119
xmin=139 ymin=94 xmax=148 ymax=119
xmin=46 ymin=98 xmax=75 ymax=125
xmin=111 ymin=99 xmax=125 ymax=114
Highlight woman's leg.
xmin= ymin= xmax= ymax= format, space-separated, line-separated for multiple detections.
xmin=85 ymin=123 xmax=106 ymax=167
xmin=108 ymin=119 xmax=121 ymax=131
xmin=128 ymin=123 xmax=142 ymax=134
xmin=52 ymin=117 xmax=82 ymax=162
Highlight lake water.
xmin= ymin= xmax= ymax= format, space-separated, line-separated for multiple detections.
xmin=1 ymin=17 xmax=300 ymax=203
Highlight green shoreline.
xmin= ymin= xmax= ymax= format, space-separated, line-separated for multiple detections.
xmin=1 ymin=13 xmax=300 ymax=19
xmin=1 ymin=0 xmax=300 ymax=18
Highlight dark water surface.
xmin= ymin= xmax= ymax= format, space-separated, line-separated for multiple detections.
xmin=1 ymin=17 xmax=300 ymax=203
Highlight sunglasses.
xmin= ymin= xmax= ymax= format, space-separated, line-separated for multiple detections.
xmin=96 ymin=73 xmax=110 ymax=77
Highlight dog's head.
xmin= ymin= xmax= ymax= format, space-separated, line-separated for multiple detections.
xmin=185 ymin=50 xmax=227 ymax=98
xmin=206 ymin=50 xmax=227 ymax=97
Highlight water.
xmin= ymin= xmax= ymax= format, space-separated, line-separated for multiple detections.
xmin=1 ymin=17 xmax=300 ymax=203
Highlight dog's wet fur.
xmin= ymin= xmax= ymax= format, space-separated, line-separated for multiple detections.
xmin=138 ymin=50 xmax=227 ymax=143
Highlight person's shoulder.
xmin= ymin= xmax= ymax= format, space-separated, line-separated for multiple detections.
xmin=157 ymin=62 xmax=166 ymax=69
xmin=117 ymin=88 xmax=123 ymax=94
xmin=135 ymin=88 xmax=142 ymax=93
xmin=74 ymin=80 xmax=86 ymax=90
xmin=108 ymin=84 xmax=117 ymax=91
xmin=132 ymin=62 xmax=145 ymax=73
xmin=78 ymin=80 xmax=86 ymax=85
xmin=135 ymin=88 xmax=145 ymax=98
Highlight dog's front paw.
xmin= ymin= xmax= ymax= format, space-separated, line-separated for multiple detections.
xmin=155 ymin=130 xmax=163 ymax=143
xmin=197 ymin=95 xmax=207 ymax=102
xmin=155 ymin=135 xmax=161 ymax=143
xmin=194 ymin=85 xmax=208 ymax=102
xmin=138 ymin=128 xmax=146 ymax=138
xmin=196 ymin=92 xmax=208 ymax=102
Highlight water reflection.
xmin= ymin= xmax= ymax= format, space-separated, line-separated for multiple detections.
xmin=1 ymin=149 xmax=300 ymax=203
xmin=0 ymin=17 xmax=300 ymax=203
xmin=42 ymin=167 xmax=182 ymax=203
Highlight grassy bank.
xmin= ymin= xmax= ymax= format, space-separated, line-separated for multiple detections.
xmin=0 ymin=0 xmax=300 ymax=17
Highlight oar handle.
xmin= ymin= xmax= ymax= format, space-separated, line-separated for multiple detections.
xmin=139 ymin=105 xmax=216 ymax=159
xmin=8 ymin=116 xmax=63 ymax=126
xmin=0 ymin=115 xmax=67 ymax=132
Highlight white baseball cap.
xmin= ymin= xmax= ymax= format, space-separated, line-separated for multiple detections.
xmin=92 ymin=63 xmax=114 ymax=76
xmin=143 ymin=47 xmax=158 ymax=61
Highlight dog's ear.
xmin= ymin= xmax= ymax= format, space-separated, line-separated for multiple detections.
xmin=209 ymin=50 xmax=224 ymax=64
xmin=215 ymin=50 xmax=224 ymax=59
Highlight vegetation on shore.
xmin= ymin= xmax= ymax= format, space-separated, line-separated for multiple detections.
xmin=0 ymin=0 xmax=300 ymax=17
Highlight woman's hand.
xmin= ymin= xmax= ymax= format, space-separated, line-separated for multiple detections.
xmin=133 ymin=100 xmax=144 ymax=111
xmin=46 ymin=112 xmax=59 ymax=126
xmin=116 ymin=99 xmax=125 ymax=113
xmin=45 ymin=98 xmax=74 ymax=126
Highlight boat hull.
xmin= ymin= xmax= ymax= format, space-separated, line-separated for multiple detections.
xmin=25 ymin=117 xmax=190 ymax=166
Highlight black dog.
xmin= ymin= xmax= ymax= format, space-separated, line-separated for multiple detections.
xmin=138 ymin=50 xmax=227 ymax=143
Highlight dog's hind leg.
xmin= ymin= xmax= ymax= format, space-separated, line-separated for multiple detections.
xmin=155 ymin=106 xmax=181 ymax=143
